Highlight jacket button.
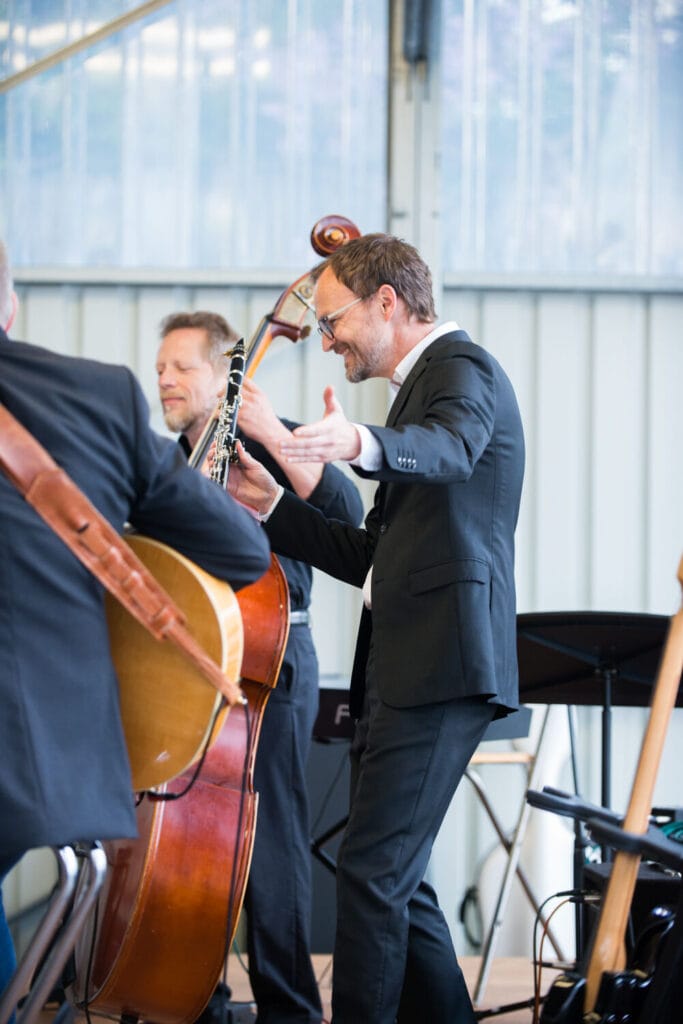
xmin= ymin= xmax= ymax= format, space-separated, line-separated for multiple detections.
xmin=379 ymin=523 xmax=388 ymax=534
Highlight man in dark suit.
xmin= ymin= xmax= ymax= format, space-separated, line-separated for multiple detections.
xmin=156 ymin=311 xmax=363 ymax=1024
xmin=226 ymin=233 xmax=526 ymax=1023
xmin=0 ymin=243 xmax=272 ymax=1011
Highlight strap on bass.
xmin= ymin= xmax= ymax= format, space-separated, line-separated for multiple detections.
xmin=0 ymin=401 xmax=244 ymax=707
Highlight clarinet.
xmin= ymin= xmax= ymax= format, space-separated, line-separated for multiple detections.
xmin=210 ymin=338 xmax=246 ymax=487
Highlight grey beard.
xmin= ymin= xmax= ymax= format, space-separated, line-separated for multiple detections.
xmin=163 ymin=409 xmax=194 ymax=435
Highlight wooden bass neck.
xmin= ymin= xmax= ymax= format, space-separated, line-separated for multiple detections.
xmin=583 ymin=555 xmax=683 ymax=1013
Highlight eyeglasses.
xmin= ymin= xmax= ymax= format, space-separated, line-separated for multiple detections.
xmin=317 ymin=296 xmax=364 ymax=340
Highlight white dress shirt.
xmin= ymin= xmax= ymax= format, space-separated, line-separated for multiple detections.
xmin=355 ymin=321 xmax=460 ymax=606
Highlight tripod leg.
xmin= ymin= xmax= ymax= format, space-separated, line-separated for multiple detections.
xmin=472 ymin=707 xmax=553 ymax=1006
xmin=310 ymin=816 xmax=348 ymax=875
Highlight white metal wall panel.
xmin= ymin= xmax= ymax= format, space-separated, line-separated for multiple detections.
xmin=648 ymin=296 xmax=683 ymax=610
xmin=13 ymin=276 xmax=681 ymax=657
xmin=20 ymin=286 xmax=80 ymax=358
xmin=533 ymin=293 xmax=593 ymax=610
xmin=79 ymin=287 xmax=132 ymax=366
xmin=479 ymin=292 xmax=538 ymax=612
xmin=590 ymin=294 xmax=648 ymax=610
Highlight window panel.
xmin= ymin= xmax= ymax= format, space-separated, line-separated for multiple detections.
xmin=441 ymin=0 xmax=683 ymax=276
xmin=0 ymin=0 xmax=389 ymax=269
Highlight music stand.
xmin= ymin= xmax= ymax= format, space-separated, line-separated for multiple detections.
xmin=517 ymin=611 xmax=675 ymax=810
xmin=517 ymin=611 xmax=678 ymax=958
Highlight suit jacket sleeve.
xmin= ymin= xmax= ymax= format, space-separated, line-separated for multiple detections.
xmin=266 ymin=489 xmax=377 ymax=590
xmin=353 ymin=341 xmax=496 ymax=484
xmin=306 ymin=462 xmax=364 ymax=526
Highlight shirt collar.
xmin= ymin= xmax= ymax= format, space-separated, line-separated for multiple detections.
xmin=389 ymin=320 xmax=460 ymax=394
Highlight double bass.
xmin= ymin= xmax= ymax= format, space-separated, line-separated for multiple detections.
xmin=72 ymin=216 xmax=360 ymax=1023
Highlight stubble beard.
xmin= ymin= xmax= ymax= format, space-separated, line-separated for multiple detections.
xmin=162 ymin=406 xmax=195 ymax=436
xmin=345 ymin=360 xmax=369 ymax=384
xmin=342 ymin=333 xmax=393 ymax=384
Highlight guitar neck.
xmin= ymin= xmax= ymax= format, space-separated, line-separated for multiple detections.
xmin=584 ymin=579 xmax=683 ymax=1012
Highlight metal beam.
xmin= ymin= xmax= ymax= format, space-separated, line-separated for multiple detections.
xmin=0 ymin=0 xmax=175 ymax=94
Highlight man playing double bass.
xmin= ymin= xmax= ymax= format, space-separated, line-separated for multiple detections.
xmin=0 ymin=242 xmax=272 ymax=1019
xmin=156 ymin=311 xmax=363 ymax=1024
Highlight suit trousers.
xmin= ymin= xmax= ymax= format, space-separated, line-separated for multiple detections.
xmin=332 ymin=644 xmax=495 ymax=1024
xmin=244 ymin=623 xmax=323 ymax=1024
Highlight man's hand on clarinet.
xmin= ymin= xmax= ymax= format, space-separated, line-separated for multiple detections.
xmin=279 ymin=386 xmax=361 ymax=464
xmin=227 ymin=440 xmax=281 ymax=518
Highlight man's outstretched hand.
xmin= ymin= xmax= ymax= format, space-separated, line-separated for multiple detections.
xmin=280 ymin=386 xmax=361 ymax=464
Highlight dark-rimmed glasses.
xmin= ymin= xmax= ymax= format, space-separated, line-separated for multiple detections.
xmin=317 ymin=296 xmax=363 ymax=340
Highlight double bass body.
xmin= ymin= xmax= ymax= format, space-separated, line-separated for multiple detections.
xmin=74 ymin=558 xmax=289 ymax=1024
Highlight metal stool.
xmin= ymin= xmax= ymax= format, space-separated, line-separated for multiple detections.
xmin=0 ymin=842 xmax=107 ymax=1024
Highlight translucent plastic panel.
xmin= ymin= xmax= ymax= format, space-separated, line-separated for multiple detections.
xmin=441 ymin=0 xmax=683 ymax=276
xmin=0 ymin=0 xmax=388 ymax=269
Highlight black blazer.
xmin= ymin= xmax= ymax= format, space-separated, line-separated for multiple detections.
xmin=265 ymin=330 xmax=525 ymax=718
xmin=0 ymin=332 xmax=271 ymax=861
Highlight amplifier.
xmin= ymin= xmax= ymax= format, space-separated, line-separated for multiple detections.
xmin=314 ymin=682 xmax=352 ymax=741
xmin=583 ymin=861 xmax=681 ymax=952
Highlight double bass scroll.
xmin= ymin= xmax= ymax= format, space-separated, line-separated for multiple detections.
xmin=188 ymin=214 xmax=361 ymax=469
xmin=310 ymin=213 xmax=360 ymax=255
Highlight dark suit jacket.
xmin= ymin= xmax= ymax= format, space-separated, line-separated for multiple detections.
xmin=0 ymin=332 xmax=271 ymax=861
xmin=265 ymin=330 xmax=525 ymax=718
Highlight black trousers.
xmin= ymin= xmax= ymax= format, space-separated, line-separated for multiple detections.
xmin=332 ymin=649 xmax=495 ymax=1024
xmin=244 ymin=623 xmax=323 ymax=1024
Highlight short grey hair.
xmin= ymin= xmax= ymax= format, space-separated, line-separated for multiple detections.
xmin=159 ymin=311 xmax=240 ymax=369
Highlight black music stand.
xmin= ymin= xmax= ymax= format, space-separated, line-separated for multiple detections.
xmin=517 ymin=612 xmax=675 ymax=810
xmin=517 ymin=611 xmax=678 ymax=958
